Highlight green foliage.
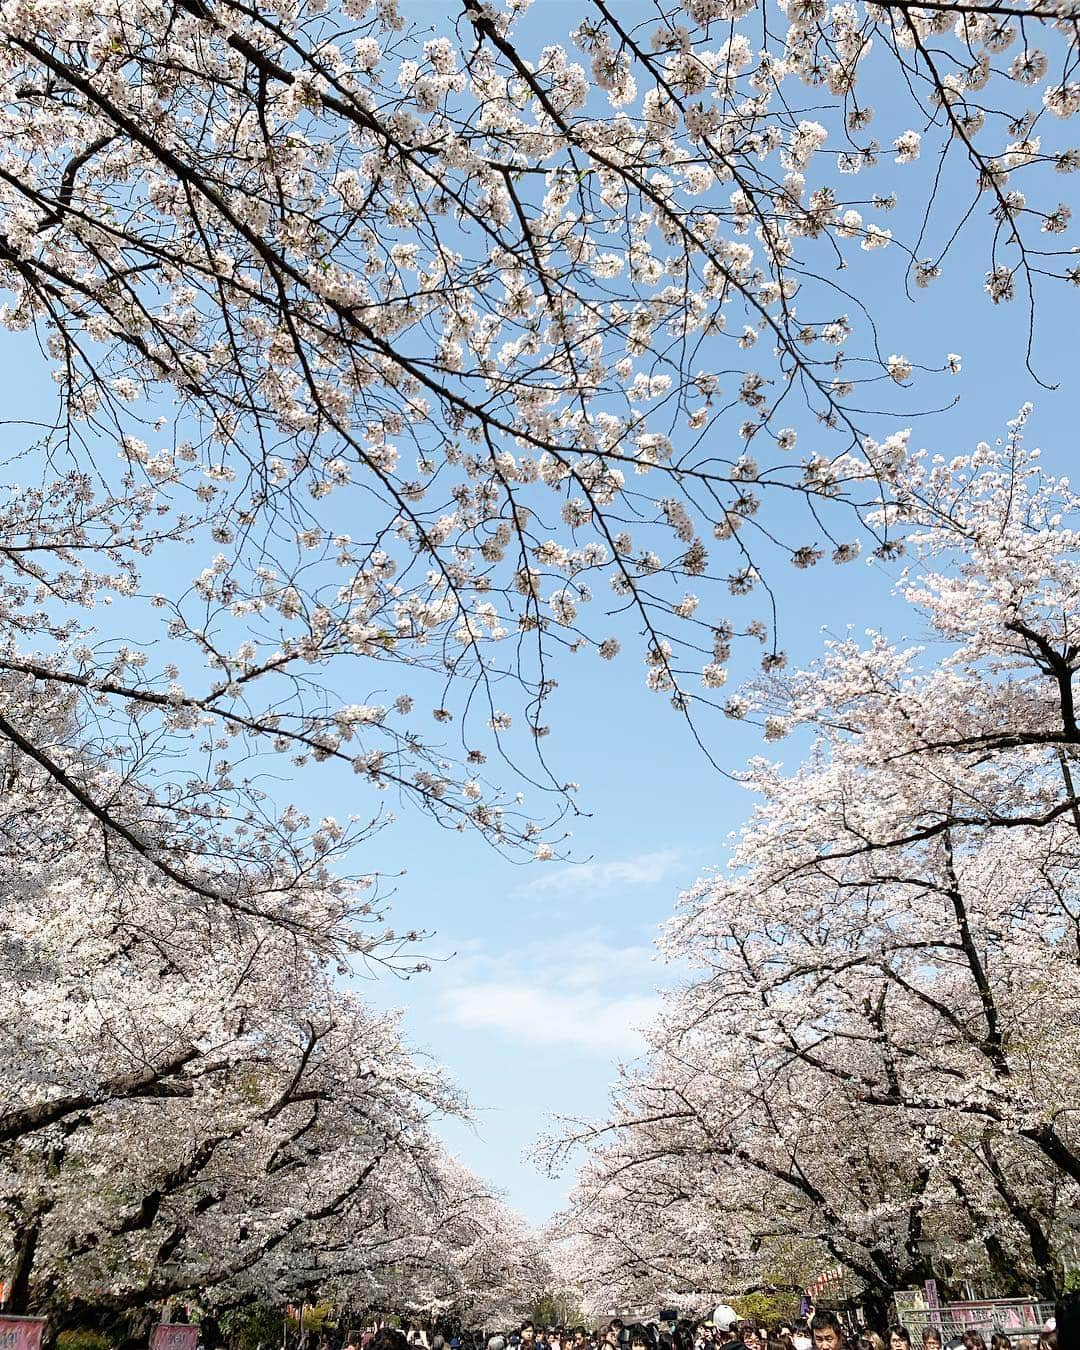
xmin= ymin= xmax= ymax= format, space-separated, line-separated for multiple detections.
xmin=290 ymin=1304 xmax=336 ymax=1334
xmin=531 ymin=1292 xmax=583 ymax=1328
xmin=731 ymin=1293 xmax=801 ymax=1328
xmin=218 ymin=1298 xmax=337 ymax=1350
xmin=220 ymin=1304 xmax=285 ymax=1350
xmin=56 ymin=1333 xmax=111 ymax=1350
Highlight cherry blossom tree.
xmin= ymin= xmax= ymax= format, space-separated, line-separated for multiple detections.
xmin=546 ymin=1117 xmax=834 ymax=1319
xmin=0 ymin=835 xmax=542 ymax=1324
xmin=339 ymin=1154 xmax=550 ymax=1326
xmin=1 ymin=0 xmax=1079 ymax=1316
xmin=0 ymin=675 xmax=547 ymax=1322
xmin=0 ymin=860 xmax=439 ymax=1315
xmin=0 ymin=0 xmax=1076 ymax=888
xmin=547 ymin=411 xmax=1080 ymax=1317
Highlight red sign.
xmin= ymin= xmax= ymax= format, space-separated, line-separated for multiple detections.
xmin=0 ymin=1317 xmax=47 ymax=1350
xmin=151 ymin=1327 xmax=199 ymax=1350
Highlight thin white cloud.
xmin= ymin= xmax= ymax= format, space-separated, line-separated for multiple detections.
xmin=427 ymin=931 xmax=658 ymax=989
xmin=557 ymin=937 xmax=656 ymax=990
xmin=518 ymin=848 xmax=687 ymax=898
xmin=440 ymin=981 xmax=659 ymax=1057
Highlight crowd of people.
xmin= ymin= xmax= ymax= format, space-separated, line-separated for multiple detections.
xmin=884 ymin=1323 xmax=1058 ymax=1350
xmin=346 ymin=1310 xmax=1061 ymax=1350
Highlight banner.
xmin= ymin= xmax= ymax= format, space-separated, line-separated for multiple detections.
xmin=151 ymin=1326 xmax=200 ymax=1350
xmin=0 ymin=1316 xmax=47 ymax=1350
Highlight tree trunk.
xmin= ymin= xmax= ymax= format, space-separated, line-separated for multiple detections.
xmin=859 ymin=1285 xmax=895 ymax=1334
xmin=6 ymin=1211 xmax=41 ymax=1315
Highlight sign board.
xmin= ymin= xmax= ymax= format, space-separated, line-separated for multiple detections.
xmin=0 ymin=1316 xmax=47 ymax=1350
xmin=151 ymin=1326 xmax=200 ymax=1350
xmin=924 ymin=1280 xmax=942 ymax=1329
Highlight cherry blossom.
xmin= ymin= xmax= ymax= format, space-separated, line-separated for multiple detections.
xmin=0 ymin=0 xmax=1071 ymax=867
xmin=548 ymin=416 xmax=1080 ymax=1314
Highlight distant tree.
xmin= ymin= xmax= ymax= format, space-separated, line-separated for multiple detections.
xmin=547 ymin=412 xmax=1080 ymax=1315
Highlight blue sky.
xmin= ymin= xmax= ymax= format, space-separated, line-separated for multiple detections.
xmin=348 ymin=268 xmax=1078 ymax=1226
xmin=2 ymin=0 xmax=1078 ymax=1227
xmin=348 ymin=246 xmax=1080 ymax=1220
